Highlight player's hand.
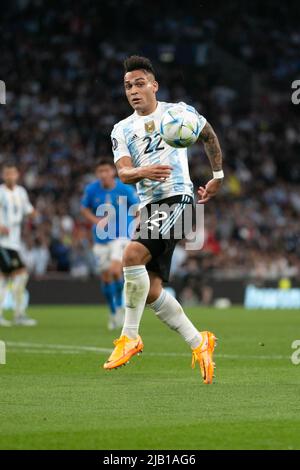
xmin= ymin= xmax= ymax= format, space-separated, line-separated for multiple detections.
xmin=0 ymin=225 xmax=10 ymax=235
xmin=140 ymin=165 xmax=173 ymax=182
xmin=197 ymin=178 xmax=223 ymax=204
xmin=96 ymin=216 xmax=109 ymax=229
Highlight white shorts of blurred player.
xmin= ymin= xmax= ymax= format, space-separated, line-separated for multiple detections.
xmin=93 ymin=238 xmax=129 ymax=274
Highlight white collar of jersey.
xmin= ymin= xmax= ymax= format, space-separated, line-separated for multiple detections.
xmin=133 ymin=101 xmax=161 ymax=119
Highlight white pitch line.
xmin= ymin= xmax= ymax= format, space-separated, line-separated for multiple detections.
xmin=7 ymin=341 xmax=110 ymax=353
xmin=6 ymin=341 xmax=289 ymax=361
xmin=8 ymin=348 xmax=80 ymax=355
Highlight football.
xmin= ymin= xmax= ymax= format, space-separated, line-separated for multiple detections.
xmin=159 ymin=103 xmax=201 ymax=148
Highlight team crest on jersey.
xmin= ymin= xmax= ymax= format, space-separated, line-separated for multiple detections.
xmin=144 ymin=120 xmax=155 ymax=134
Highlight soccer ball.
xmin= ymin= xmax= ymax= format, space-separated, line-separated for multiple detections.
xmin=159 ymin=104 xmax=201 ymax=148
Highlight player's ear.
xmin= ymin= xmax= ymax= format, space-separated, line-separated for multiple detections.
xmin=153 ymin=80 xmax=159 ymax=93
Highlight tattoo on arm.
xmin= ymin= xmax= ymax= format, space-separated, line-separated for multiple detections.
xmin=198 ymin=122 xmax=222 ymax=171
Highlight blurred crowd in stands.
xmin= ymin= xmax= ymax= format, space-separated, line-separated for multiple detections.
xmin=1 ymin=0 xmax=300 ymax=300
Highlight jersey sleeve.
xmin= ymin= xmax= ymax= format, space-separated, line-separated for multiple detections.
xmin=111 ymin=124 xmax=131 ymax=163
xmin=81 ymin=185 xmax=92 ymax=209
xmin=22 ymin=188 xmax=34 ymax=216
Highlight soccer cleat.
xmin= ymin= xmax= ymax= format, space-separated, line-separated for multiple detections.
xmin=0 ymin=316 xmax=12 ymax=327
xmin=103 ymin=335 xmax=143 ymax=370
xmin=14 ymin=316 xmax=37 ymax=327
xmin=191 ymin=331 xmax=217 ymax=384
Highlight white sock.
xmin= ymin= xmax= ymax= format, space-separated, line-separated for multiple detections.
xmin=11 ymin=272 xmax=29 ymax=319
xmin=121 ymin=265 xmax=150 ymax=339
xmin=0 ymin=277 xmax=8 ymax=317
xmin=149 ymin=289 xmax=202 ymax=349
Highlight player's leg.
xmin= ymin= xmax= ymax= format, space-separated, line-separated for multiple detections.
xmin=109 ymin=239 xmax=131 ymax=328
xmin=0 ymin=274 xmax=11 ymax=327
xmin=109 ymin=259 xmax=125 ymax=328
xmin=93 ymin=243 xmax=118 ymax=329
xmin=120 ymin=241 xmax=151 ymax=338
xmin=0 ymin=248 xmax=34 ymax=326
xmin=0 ymin=248 xmax=11 ymax=325
xmin=11 ymin=267 xmax=37 ymax=326
xmin=145 ymin=195 xmax=216 ymax=384
xmin=147 ymin=271 xmax=216 ymax=384
xmin=103 ymin=241 xmax=151 ymax=369
xmin=147 ymin=271 xmax=202 ymax=348
xmin=0 ymin=247 xmax=11 ymax=325
xmin=100 ymin=269 xmax=117 ymax=330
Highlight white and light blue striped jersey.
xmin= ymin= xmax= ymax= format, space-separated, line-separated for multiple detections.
xmin=0 ymin=184 xmax=33 ymax=251
xmin=111 ymin=101 xmax=206 ymax=208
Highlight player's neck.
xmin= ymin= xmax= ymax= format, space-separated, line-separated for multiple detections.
xmin=101 ymin=179 xmax=116 ymax=190
xmin=136 ymin=100 xmax=158 ymax=116
xmin=5 ymin=183 xmax=16 ymax=191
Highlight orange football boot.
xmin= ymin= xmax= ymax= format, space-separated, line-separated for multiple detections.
xmin=103 ymin=335 xmax=143 ymax=370
xmin=191 ymin=331 xmax=217 ymax=384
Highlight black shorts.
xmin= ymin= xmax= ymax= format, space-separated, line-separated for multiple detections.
xmin=0 ymin=247 xmax=25 ymax=275
xmin=133 ymin=194 xmax=195 ymax=282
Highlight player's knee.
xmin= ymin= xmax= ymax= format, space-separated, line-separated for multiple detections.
xmin=101 ymin=271 xmax=111 ymax=283
xmin=123 ymin=251 xmax=141 ymax=266
xmin=110 ymin=261 xmax=122 ymax=278
xmin=123 ymin=242 xmax=150 ymax=267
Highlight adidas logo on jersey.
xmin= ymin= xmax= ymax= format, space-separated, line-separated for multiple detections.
xmin=130 ymin=134 xmax=139 ymax=142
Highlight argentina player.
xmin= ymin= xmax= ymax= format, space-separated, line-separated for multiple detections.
xmin=103 ymin=56 xmax=224 ymax=384
xmin=81 ymin=158 xmax=139 ymax=330
xmin=0 ymin=162 xmax=37 ymax=327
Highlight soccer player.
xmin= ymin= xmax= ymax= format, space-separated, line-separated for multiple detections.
xmin=0 ymin=162 xmax=37 ymax=326
xmin=103 ymin=56 xmax=224 ymax=384
xmin=81 ymin=158 xmax=139 ymax=330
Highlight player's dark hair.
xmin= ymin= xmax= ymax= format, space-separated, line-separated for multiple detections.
xmin=124 ymin=55 xmax=156 ymax=78
xmin=95 ymin=157 xmax=115 ymax=169
xmin=2 ymin=160 xmax=18 ymax=170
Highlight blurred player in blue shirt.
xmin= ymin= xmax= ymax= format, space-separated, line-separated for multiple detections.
xmin=81 ymin=158 xmax=139 ymax=330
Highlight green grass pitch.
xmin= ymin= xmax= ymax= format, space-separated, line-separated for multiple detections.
xmin=0 ymin=305 xmax=300 ymax=450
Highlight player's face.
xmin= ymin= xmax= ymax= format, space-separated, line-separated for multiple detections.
xmin=2 ymin=167 xmax=19 ymax=187
xmin=95 ymin=164 xmax=116 ymax=187
xmin=124 ymin=70 xmax=158 ymax=114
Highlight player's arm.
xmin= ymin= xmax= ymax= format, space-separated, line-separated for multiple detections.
xmin=116 ymin=156 xmax=173 ymax=184
xmin=26 ymin=208 xmax=38 ymax=218
xmin=80 ymin=206 xmax=101 ymax=226
xmin=197 ymin=121 xmax=224 ymax=204
xmin=22 ymin=189 xmax=38 ymax=218
xmin=80 ymin=188 xmax=108 ymax=228
xmin=81 ymin=206 xmax=109 ymax=229
xmin=0 ymin=225 xmax=9 ymax=235
xmin=0 ymin=192 xmax=9 ymax=234
xmin=0 ymin=193 xmax=9 ymax=234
